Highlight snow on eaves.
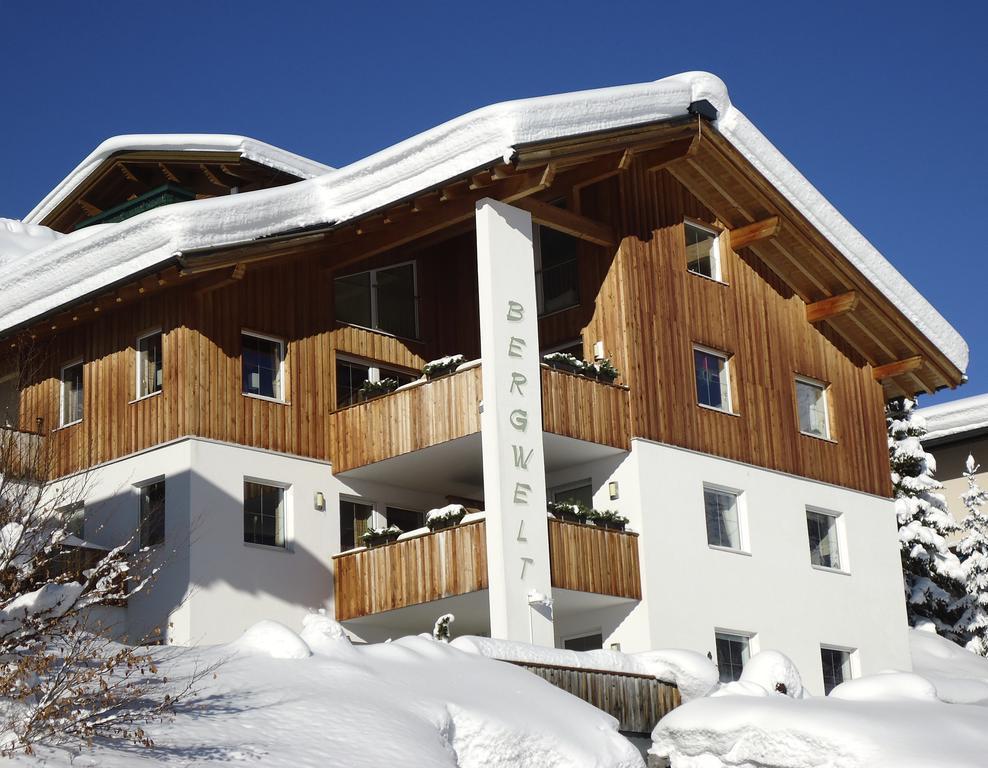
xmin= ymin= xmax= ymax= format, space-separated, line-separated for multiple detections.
xmin=0 ymin=218 xmax=61 ymax=268
xmin=22 ymin=133 xmax=335 ymax=225
xmin=0 ymin=73 xmax=969 ymax=372
xmin=918 ymin=393 xmax=988 ymax=443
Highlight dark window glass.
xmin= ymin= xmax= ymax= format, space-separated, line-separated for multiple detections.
xmin=386 ymin=506 xmax=424 ymax=533
xmin=340 ymin=499 xmax=374 ymax=550
xmin=552 ymin=483 xmax=593 ymax=509
xmin=685 ymin=223 xmax=719 ymax=278
xmin=376 ymin=264 xmax=417 ymax=338
xmin=704 ymin=488 xmax=741 ymax=549
xmin=140 ymin=480 xmax=166 ymax=548
xmin=61 ymin=362 xmax=83 ymax=425
xmin=715 ymin=633 xmax=749 ymax=683
xmin=564 ymin=633 xmax=604 ymax=651
xmin=242 ymin=334 xmax=283 ymax=400
xmin=334 ymin=271 xmax=373 ymax=327
xmin=821 ymin=647 xmax=850 ymax=694
xmin=694 ymin=349 xmax=728 ymax=410
xmin=807 ymin=511 xmax=841 ymax=569
xmin=336 ymin=359 xmax=371 ymax=408
xmin=138 ymin=332 xmax=163 ymax=398
xmin=537 ymin=224 xmax=580 ymax=315
xmin=244 ymin=481 xmax=285 ymax=547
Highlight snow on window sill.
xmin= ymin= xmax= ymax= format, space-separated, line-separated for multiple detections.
xmin=800 ymin=430 xmax=837 ymax=444
xmin=697 ymin=403 xmax=740 ymax=418
xmin=811 ymin=563 xmax=850 ymax=576
xmin=129 ymin=390 xmax=162 ymax=405
xmin=687 ymin=269 xmax=730 ymax=287
xmin=708 ymin=544 xmax=752 ymax=557
xmin=242 ymin=392 xmax=289 ymax=406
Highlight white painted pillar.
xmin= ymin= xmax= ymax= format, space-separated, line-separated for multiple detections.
xmin=475 ymin=198 xmax=554 ymax=646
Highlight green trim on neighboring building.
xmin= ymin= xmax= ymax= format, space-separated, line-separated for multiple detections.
xmin=74 ymin=184 xmax=197 ymax=230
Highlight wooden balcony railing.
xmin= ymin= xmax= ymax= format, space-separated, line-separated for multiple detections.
xmin=333 ymin=517 xmax=641 ymax=621
xmin=328 ymin=363 xmax=630 ymax=473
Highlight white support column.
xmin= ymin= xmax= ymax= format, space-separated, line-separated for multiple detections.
xmin=475 ymin=198 xmax=555 ymax=646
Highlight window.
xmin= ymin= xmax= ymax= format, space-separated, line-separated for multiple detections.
xmin=821 ymin=646 xmax=852 ymax=694
xmin=340 ymin=499 xmax=374 ymax=550
xmin=694 ymin=346 xmax=731 ymax=412
xmin=807 ymin=509 xmax=842 ymax=570
xmin=564 ymin=633 xmax=604 ymax=651
xmin=535 ymin=215 xmax=580 ymax=315
xmin=335 ymin=356 xmax=416 ymax=409
xmin=335 ymin=262 xmax=418 ymax=339
xmin=242 ymin=332 xmax=284 ymax=401
xmin=386 ymin=506 xmax=424 ymax=533
xmin=136 ymin=331 xmax=163 ymax=399
xmin=139 ymin=479 xmax=165 ymax=548
xmin=244 ymin=481 xmax=286 ymax=548
xmin=542 ymin=338 xmax=583 ymax=358
xmin=550 ymin=480 xmax=593 ymax=509
xmin=0 ymin=373 xmax=18 ymax=428
xmin=796 ymin=376 xmax=830 ymax=439
xmin=715 ymin=632 xmax=751 ymax=683
xmin=62 ymin=503 xmax=85 ymax=539
xmin=685 ymin=221 xmax=721 ymax=280
xmin=704 ymin=486 xmax=743 ymax=550
xmin=60 ymin=360 xmax=83 ymax=426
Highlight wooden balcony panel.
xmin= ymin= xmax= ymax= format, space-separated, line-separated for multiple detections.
xmin=333 ymin=520 xmax=488 ymax=621
xmin=548 ymin=519 xmax=641 ymax=599
xmin=0 ymin=427 xmax=48 ymax=481
xmin=328 ymin=365 xmax=483 ymax=473
xmin=540 ymin=367 xmax=630 ymax=450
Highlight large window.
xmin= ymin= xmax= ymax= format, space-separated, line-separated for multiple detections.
xmin=796 ymin=376 xmax=831 ymax=439
xmin=60 ymin=360 xmax=83 ymax=427
xmin=335 ymin=262 xmax=418 ymax=339
xmin=244 ymin=481 xmax=287 ymax=548
xmin=821 ymin=646 xmax=853 ymax=695
xmin=242 ymin=332 xmax=284 ymax=401
xmin=549 ymin=480 xmax=593 ymax=510
xmin=340 ymin=499 xmax=374 ymax=551
xmin=685 ymin=221 xmax=721 ymax=280
xmin=386 ymin=506 xmax=424 ymax=533
xmin=136 ymin=330 xmax=163 ymax=399
xmin=535 ymin=217 xmax=580 ymax=316
xmin=715 ymin=631 xmax=751 ymax=683
xmin=335 ymin=356 xmax=417 ymax=409
xmin=138 ymin=479 xmax=166 ymax=548
xmin=806 ymin=509 xmax=843 ymax=570
xmin=704 ymin=486 xmax=743 ymax=551
xmin=694 ymin=346 xmax=732 ymax=412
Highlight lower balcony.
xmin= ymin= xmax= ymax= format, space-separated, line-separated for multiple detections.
xmin=332 ymin=516 xmax=641 ymax=640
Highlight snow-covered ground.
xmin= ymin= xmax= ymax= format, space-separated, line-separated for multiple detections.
xmin=651 ymin=628 xmax=988 ymax=768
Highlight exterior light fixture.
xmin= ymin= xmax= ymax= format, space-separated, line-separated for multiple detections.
xmin=314 ymin=492 xmax=326 ymax=511
xmin=608 ymin=481 xmax=619 ymax=500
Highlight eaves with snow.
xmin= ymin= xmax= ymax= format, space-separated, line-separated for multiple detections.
xmin=918 ymin=393 xmax=988 ymax=444
xmin=0 ymin=72 xmax=968 ymax=392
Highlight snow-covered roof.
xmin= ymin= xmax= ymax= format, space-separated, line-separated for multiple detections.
xmin=919 ymin=393 xmax=988 ymax=443
xmin=0 ymin=73 xmax=969 ymax=372
xmin=0 ymin=218 xmax=62 ymax=268
xmin=23 ymin=134 xmax=334 ymax=226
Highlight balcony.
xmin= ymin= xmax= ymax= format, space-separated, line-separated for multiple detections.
xmin=0 ymin=426 xmax=47 ymax=480
xmin=333 ymin=517 xmax=641 ymax=624
xmin=328 ymin=363 xmax=630 ymax=475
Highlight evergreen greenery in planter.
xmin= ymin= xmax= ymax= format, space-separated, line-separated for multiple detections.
xmin=426 ymin=504 xmax=467 ymax=531
xmin=589 ymin=509 xmax=629 ymax=531
xmin=423 ymin=355 xmax=466 ymax=379
xmin=358 ymin=377 xmax=400 ymax=401
xmin=594 ymin=359 xmax=620 ymax=384
xmin=542 ymin=353 xmax=621 ymax=384
xmin=547 ymin=501 xmax=592 ymax=524
xmin=361 ymin=525 xmax=402 ymax=547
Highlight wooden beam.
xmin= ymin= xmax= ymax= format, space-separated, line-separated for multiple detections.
xmin=158 ymin=162 xmax=180 ymax=183
xmin=729 ymin=216 xmax=780 ymax=250
xmin=806 ymin=291 xmax=859 ymax=323
xmin=512 ymin=198 xmax=616 ymax=248
xmin=872 ymin=356 xmax=924 ymax=381
xmin=199 ymin=164 xmax=230 ymax=190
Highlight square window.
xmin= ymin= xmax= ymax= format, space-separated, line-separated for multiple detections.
xmin=334 ymin=271 xmax=373 ymax=328
xmin=334 ymin=262 xmax=418 ymax=339
xmin=244 ymin=481 xmax=286 ymax=548
xmin=685 ymin=222 xmax=721 ymax=280
xmin=139 ymin=480 xmax=165 ymax=548
xmin=704 ymin=487 xmax=743 ymax=550
xmin=60 ymin=360 xmax=83 ymax=426
xmin=796 ymin=377 xmax=830 ymax=438
xmin=536 ymin=217 xmax=580 ymax=316
xmin=715 ymin=631 xmax=750 ymax=683
xmin=821 ymin=646 xmax=852 ymax=694
xmin=242 ymin=333 xmax=284 ymax=400
xmin=694 ymin=347 xmax=731 ymax=411
xmin=386 ymin=506 xmax=424 ymax=533
xmin=340 ymin=499 xmax=374 ymax=550
xmin=137 ymin=331 xmax=163 ymax=399
xmin=807 ymin=509 xmax=842 ymax=570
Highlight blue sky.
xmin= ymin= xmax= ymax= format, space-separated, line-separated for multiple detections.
xmin=1 ymin=1 xmax=984 ymax=405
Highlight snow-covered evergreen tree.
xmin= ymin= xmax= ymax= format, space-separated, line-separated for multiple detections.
xmin=887 ymin=397 xmax=967 ymax=640
xmin=957 ymin=454 xmax=988 ymax=655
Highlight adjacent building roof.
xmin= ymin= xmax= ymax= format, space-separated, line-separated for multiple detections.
xmin=0 ymin=72 xmax=969 ymax=375
xmin=919 ymin=394 xmax=988 ymax=443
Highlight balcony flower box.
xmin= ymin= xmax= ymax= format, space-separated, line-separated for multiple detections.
xmin=543 ymin=352 xmax=585 ymax=376
xmin=589 ymin=510 xmax=629 ymax=532
xmin=426 ymin=504 xmax=467 ymax=532
xmin=361 ymin=525 xmax=402 ymax=548
xmin=547 ymin=501 xmax=591 ymax=525
xmin=357 ymin=377 xmax=400 ymax=402
xmin=423 ymin=355 xmax=466 ymax=380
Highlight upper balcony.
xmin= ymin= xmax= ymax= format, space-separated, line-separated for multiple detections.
xmin=328 ymin=362 xmax=630 ymax=476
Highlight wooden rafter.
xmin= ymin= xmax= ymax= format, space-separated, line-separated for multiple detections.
xmin=513 ymin=198 xmax=616 ymax=248
xmin=729 ymin=216 xmax=780 ymax=250
xmin=199 ymin=164 xmax=230 ymax=190
xmin=805 ymin=291 xmax=859 ymax=323
xmin=872 ymin=356 xmax=924 ymax=381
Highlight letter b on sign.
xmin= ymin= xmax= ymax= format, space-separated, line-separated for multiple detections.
xmin=506 ymin=301 xmax=524 ymax=321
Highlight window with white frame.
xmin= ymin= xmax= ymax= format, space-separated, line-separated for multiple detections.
xmin=715 ymin=631 xmax=751 ymax=683
xmin=694 ymin=346 xmax=732 ymax=412
xmin=340 ymin=498 xmax=374 ymax=550
xmin=60 ymin=360 xmax=83 ymax=426
xmin=704 ymin=486 xmax=744 ymax=551
xmin=243 ymin=480 xmax=287 ymax=548
xmin=685 ymin=221 xmax=721 ymax=280
xmin=334 ymin=262 xmax=418 ymax=339
xmin=821 ymin=646 xmax=853 ymax=694
xmin=242 ymin=332 xmax=284 ymax=401
xmin=796 ymin=376 xmax=831 ymax=439
xmin=136 ymin=330 xmax=163 ymax=399
xmin=335 ymin=356 xmax=417 ymax=409
xmin=138 ymin=478 xmax=165 ymax=548
xmin=535 ymin=212 xmax=580 ymax=315
xmin=806 ymin=508 xmax=843 ymax=570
